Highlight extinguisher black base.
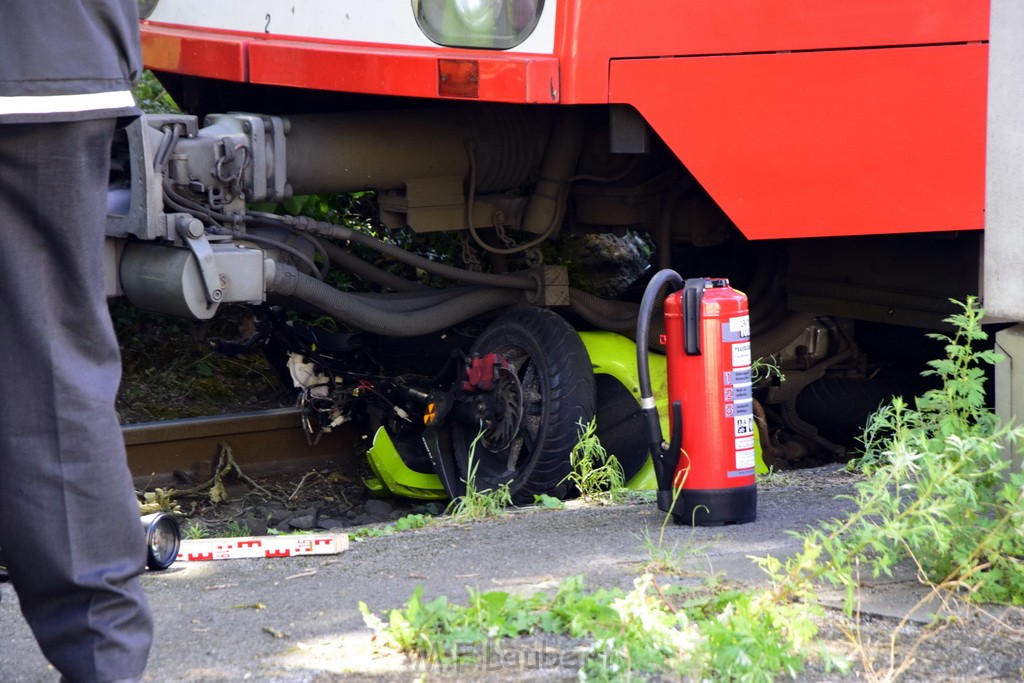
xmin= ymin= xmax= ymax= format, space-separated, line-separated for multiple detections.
xmin=658 ymin=485 xmax=757 ymax=526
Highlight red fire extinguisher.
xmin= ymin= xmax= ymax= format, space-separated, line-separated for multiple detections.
xmin=637 ymin=272 xmax=757 ymax=526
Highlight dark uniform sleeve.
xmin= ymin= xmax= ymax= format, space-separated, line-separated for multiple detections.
xmin=0 ymin=0 xmax=142 ymax=122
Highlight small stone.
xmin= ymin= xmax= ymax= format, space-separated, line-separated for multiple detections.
xmin=317 ymin=518 xmax=346 ymax=530
xmin=363 ymin=499 xmax=393 ymax=519
xmin=288 ymin=515 xmax=316 ymax=530
xmin=243 ymin=516 xmax=268 ymax=536
xmin=267 ymin=510 xmax=295 ymax=526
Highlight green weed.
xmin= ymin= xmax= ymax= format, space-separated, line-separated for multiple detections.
xmin=182 ymin=521 xmax=208 ymax=540
xmin=133 ymin=70 xmax=180 ymax=114
xmin=750 ymin=298 xmax=1024 ymax=678
xmin=637 ymin=526 xmax=711 ymax=576
xmin=751 ymin=355 xmax=785 ymax=385
xmin=351 ymin=513 xmax=430 ymax=541
xmin=563 ymin=418 xmax=626 ymax=503
xmin=224 ymin=520 xmax=251 ymax=537
xmin=761 ymin=298 xmax=1024 ymax=608
xmin=447 ymin=431 xmax=513 ymax=521
xmin=267 ymin=528 xmax=315 ymax=536
xmin=361 ymin=573 xmax=822 ymax=681
xmin=533 ymin=493 xmax=564 ymax=509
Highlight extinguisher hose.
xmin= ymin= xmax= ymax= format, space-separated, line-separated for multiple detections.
xmin=636 ymin=269 xmax=684 ymax=490
xmin=659 ymin=401 xmax=684 ymax=512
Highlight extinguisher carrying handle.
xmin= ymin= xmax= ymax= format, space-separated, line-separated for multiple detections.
xmin=682 ymin=278 xmax=706 ymax=356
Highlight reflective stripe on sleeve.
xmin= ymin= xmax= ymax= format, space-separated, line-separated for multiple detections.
xmin=0 ymin=90 xmax=136 ymax=116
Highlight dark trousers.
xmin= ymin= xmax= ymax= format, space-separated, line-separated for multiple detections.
xmin=0 ymin=119 xmax=152 ymax=682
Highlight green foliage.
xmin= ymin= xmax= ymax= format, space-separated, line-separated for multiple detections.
xmin=224 ymin=520 xmax=251 ymax=537
xmin=255 ymin=191 xmax=469 ymax=293
xmin=133 ymin=70 xmax=180 ymax=114
xmin=637 ymin=525 xmax=708 ymax=576
xmin=183 ymin=521 xmax=209 ymax=540
xmin=751 ymin=355 xmax=785 ymax=386
xmin=859 ymin=296 xmax=1002 ymax=470
xmin=361 ymin=573 xmax=821 ymax=681
xmin=562 ymin=418 xmax=626 ymax=503
xmin=395 ymin=513 xmax=429 ymax=531
xmin=759 ymin=297 xmax=1024 ymax=614
xmin=533 ymin=493 xmax=564 ymax=509
xmin=266 ymin=528 xmax=315 ymax=536
xmin=351 ymin=513 xmax=430 ymax=541
xmin=447 ymin=431 xmax=513 ymax=521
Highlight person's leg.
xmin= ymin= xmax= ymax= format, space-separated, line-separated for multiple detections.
xmin=0 ymin=119 xmax=152 ymax=682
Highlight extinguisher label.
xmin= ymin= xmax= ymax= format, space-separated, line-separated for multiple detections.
xmin=731 ymin=342 xmax=752 ymax=367
xmin=725 ymin=399 xmax=753 ymax=418
xmin=736 ymin=449 xmax=756 ymax=470
xmin=736 ymin=435 xmax=756 ymax=451
xmin=727 ymin=384 xmax=752 ymax=401
xmin=723 ymin=368 xmax=752 ymax=385
xmin=734 ymin=414 xmax=755 ymax=436
xmin=724 ymin=316 xmax=750 ymax=341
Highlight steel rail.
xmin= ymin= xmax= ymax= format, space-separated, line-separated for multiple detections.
xmin=124 ymin=407 xmax=361 ymax=488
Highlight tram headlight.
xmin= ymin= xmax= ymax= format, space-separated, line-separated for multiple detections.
xmin=452 ymin=0 xmax=502 ymax=30
xmin=413 ymin=0 xmax=543 ymax=49
xmin=141 ymin=512 xmax=181 ymax=571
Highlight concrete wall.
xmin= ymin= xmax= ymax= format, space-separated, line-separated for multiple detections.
xmin=985 ymin=0 xmax=1024 ymax=320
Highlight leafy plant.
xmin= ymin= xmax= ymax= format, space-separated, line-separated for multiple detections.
xmin=562 ymin=418 xmax=625 ymax=503
xmin=447 ymin=431 xmax=512 ymax=521
xmin=267 ymin=528 xmax=315 ymax=536
xmin=133 ymin=70 xmax=180 ymax=114
xmin=751 ymin=298 xmax=1024 ymax=677
xmin=637 ymin=526 xmax=712 ymax=577
xmin=224 ymin=520 xmax=251 ymax=537
xmin=751 ymin=355 xmax=785 ymax=386
xmin=858 ymin=296 xmax=1002 ymax=471
xmin=395 ymin=513 xmax=429 ymax=531
xmin=361 ymin=573 xmax=824 ymax=681
xmin=183 ymin=521 xmax=209 ymax=540
xmin=351 ymin=513 xmax=430 ymax=541
xmin=533 ymin=493 xmax=564 ymax=509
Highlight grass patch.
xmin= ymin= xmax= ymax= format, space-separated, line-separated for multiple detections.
xmin=563 ymin=418 xmax=626 ymax=504
xmin=361 ymin=573 xmax=830 ymax=681
xmin=447 ymin=431 xmax=513 ymax=521
xmin=351 ymin=513 xmax=430 ymax=541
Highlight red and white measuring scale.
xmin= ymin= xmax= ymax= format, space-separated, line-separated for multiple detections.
xmin=177 ymin=533 xmax=348 ymax=562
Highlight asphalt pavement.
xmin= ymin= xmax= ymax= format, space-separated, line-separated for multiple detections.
xmin=0 ymin=466 xmax=1000 ymax=682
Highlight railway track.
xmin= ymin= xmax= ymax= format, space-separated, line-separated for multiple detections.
xmin=124 ymin=408 xmax=362 ymax=488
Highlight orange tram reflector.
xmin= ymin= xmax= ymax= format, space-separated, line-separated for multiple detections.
xmin=438 ymin=59 xmax=479 ymax=98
